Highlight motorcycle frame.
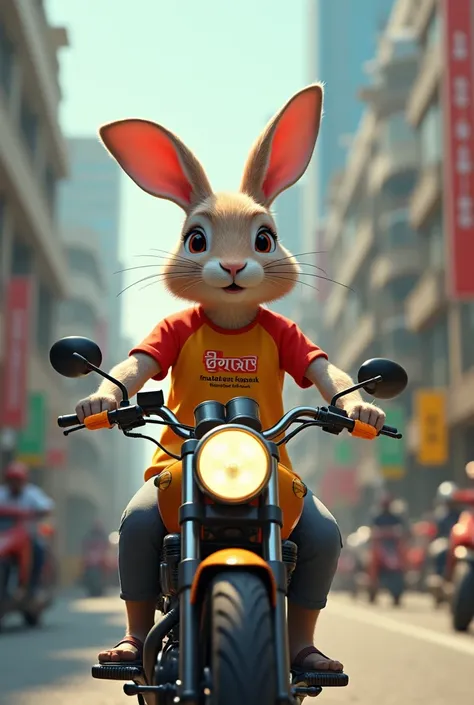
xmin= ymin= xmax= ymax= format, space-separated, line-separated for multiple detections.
xmin=176 ymin=436 xmax=292 ymax=705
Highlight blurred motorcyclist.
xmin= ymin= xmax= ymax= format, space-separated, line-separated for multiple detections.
xmin=431 ymin=482 xmax=462 ymax=577
xmin=82 ymin=519 xmax=109 ymax=549
xmin=0 ymin=461 xmax=54 ymax=596
xmin=371 ymin=493 xmax=408 ymax=532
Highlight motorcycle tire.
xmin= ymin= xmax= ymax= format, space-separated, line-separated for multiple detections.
xmin=451 ymin=564 xmax=474 ymax=632
xmin=209 ymin=571 xmax=276 ymax=705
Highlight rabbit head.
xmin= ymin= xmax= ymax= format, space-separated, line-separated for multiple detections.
xmin=99 ymin=84 xmax=323 ymax=309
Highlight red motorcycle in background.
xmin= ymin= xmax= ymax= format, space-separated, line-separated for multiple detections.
xmin=446 ymin=488 xmax=474 ymax=632
xmin=367 ymin=525 xmax=406 ymax=606
xmin=406 ymin=520 xmax=436 ymax=592
xmin=81 ymin=535 xmax=112 ymax=597
xmin=0 ymin=506 xmax=56 ymax=627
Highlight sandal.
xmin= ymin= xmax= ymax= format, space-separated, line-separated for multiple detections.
xmin=291 ymin=645 xmax=342 ymax=674
xmin=98 ymin=635 xmax=144 ymax=664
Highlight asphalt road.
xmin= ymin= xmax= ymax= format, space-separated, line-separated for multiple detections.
xmin=0 ymin=589 xmax=472 ymax=705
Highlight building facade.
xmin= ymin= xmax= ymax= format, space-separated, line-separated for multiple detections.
xmin=0 ymin=0 xmax=75 ymax=576
xmin=320 ymin=0 xmax=474 ymax=524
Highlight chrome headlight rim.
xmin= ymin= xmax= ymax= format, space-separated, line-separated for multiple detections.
xmin=195 ymin=424 xmax=272 ymax=505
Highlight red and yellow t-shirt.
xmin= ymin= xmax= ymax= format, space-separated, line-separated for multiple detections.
xmin=130 ymin=306 xmax=327 ymax=480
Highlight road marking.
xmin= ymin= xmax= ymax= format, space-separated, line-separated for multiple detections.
xmin=331 ymin=598 xmax=474 ymax=657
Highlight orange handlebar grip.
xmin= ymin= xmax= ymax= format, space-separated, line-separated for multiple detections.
xmin=84 ymin=411 xmax=112 ymax=431
xmin=351 ymin=420 xmax=378 ymax=440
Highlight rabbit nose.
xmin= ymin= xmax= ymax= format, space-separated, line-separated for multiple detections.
xmin=219 ymin=262 xmax=247 ymax=278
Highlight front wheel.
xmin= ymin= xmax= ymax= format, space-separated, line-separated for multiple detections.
xmin=209 ymin=571 xmax=276 ymax=705
xmin=451 ymin=563 xmax=474 ymax=632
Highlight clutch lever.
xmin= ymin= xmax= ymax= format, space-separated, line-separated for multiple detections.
xmin=63 ymin=424 xmax=86 ymax=436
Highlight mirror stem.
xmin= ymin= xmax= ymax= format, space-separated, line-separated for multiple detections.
xmin=72 ymin=353 xmax=130 ymax=404
xmin=330 ymin=375 xmax=382 ymax=407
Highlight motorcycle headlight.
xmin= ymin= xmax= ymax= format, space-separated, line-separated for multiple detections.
xmin=196 ymin=427 xmax=271 ymax=504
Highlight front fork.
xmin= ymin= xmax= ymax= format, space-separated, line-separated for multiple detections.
xmin=176 ymin=439 xmax=293 ymax=705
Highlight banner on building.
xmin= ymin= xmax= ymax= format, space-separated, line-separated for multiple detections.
xmin=0 ymin=277 xmax=33 ymax=428
xmin=16 ymin=392 xmax=46 ymax=466
xmin=442 ymin=0 xmax=474 ymax=297
xmin=333 ymin=437 xmax=354 ymax=466
xmin=415 ymin=390 xmax=448 ymax=465
xmin=377 ymin=405 xmax=406 ymax=480
xmin=318 ymin=466 xmax=360 ymax=508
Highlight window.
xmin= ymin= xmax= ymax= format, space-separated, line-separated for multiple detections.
xmin=418 ymin=102 xmax=442 ymax=167
xmin=20 ymin=97 xmax=38 ymax=157
xmin=11 ymin=236 xmax=33 ymax=274
xmin=421 ymin=317 xmax=449 ymax=386
xmin=423 ymin=213 xmax=444 ymax=268
xmin=59 ymin=299 xmax=97 ymax=330
xmin=386 ymin=275 xmax=417 ymax=303
xmin=382 ymin=208 xmax=417 ymax=248
xmin=0 ymin=23 xmax=14 ymax=97
xmin=37 ymin=283 xmax=55 ymax=354
xmin=460 ymin=303 xmax=474 ymax=373
xmin=66 ymin=246 xmax=102 ymax=289
xmin=382 ymin=112 xmax=415 ymax=151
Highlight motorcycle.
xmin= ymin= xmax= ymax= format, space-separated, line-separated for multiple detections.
xmin=406 ymin=520 xmax=436 ymax=592
xmin=50 ymin=336 xmax=407 ymax=705
xmin=367 ymin=525 xmax=406 ymax=606
xmin=0 ymin=506 xmax=55 ymax=628
xmin=447 ymin=488 xmax=474 ymax=632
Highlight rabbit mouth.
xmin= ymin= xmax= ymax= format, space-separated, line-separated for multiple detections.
xmin=223 ymin=283 xmax=244 ymax=293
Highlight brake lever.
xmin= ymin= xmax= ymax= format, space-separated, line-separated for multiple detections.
xmin=63 ymin=425 xmax=85 ymax=436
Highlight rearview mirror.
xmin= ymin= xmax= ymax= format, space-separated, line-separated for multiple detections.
xmin=357 ymin=358 xmax=408 ymax=399
xmin=49 ymin=336 xmax=102 ymax=378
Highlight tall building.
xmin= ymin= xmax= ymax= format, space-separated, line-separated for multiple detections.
xmin=58 ymin=138 xmax=123 ymax=366
xmin=57 ymin=138 xmax=134 ymax=531
xmin=322 ymin=0 xmax=420 ymax=524
xmin=321 ymin=0 xmax=474 ymax=524
xmin=404 ymin=0 xmax=474 ymax=492
xmin=307 ymin=0 xmax=396 ymax=223
xmin=0 ymin=0 xmax=78 ymax=579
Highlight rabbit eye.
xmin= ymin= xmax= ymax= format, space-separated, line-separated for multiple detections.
xmin=184 ymin=227 xmax=208 ymax=254
xmin=254 ymin=227 xmax=277 ymax=254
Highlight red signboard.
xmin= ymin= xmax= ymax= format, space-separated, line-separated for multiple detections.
xmin=1 ymin=278 xmax=33 ymax=428
xmin=442 ymin=0 xmax=474 ymax=297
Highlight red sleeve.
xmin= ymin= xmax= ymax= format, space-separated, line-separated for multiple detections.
xmin=260 ymin=309 xmax=328 ymax=388
xmin=129 ymin=308 xmax=203 ymax=381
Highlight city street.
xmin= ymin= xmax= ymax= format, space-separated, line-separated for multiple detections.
xmin=0 ymin=590 xmax=472 ymax=705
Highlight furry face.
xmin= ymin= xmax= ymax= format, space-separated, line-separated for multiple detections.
xmin=163 ymin=192 xmax=299 ymax=306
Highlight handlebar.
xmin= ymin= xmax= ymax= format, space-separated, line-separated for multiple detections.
xmin=57 ymin=401 xmax=401 ymax=443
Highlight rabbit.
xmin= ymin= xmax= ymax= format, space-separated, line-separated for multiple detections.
xmin=76 ymin=84 xmax=385 ymax=672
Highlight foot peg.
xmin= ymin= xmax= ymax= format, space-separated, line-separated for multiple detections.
xmin=292 ymin=671 xmax=349 ymax=688
xmin=91 ymin=663 xmax=143 ymax=680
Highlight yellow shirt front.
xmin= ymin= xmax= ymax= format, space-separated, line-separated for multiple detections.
xmin=131 ymin=306 xmax=327 ymax=481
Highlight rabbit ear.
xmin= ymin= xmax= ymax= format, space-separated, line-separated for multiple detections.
xmin=240 ymin=84 xmax=323 ymax=206
xmin=99 ymin=119 xmax=213 ymax=212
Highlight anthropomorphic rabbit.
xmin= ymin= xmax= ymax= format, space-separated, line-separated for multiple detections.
xmin=76 ymin=84 xmax=386 ymax=672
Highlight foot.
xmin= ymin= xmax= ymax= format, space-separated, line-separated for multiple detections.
xmin=292 ymin=645 xmax=344 ymax=673
xmin=98 ymin=635 xmax=143 ymax=663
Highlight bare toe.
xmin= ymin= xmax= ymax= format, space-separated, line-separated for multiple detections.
xmin=299 ymin=651 xmax=344 ymax=673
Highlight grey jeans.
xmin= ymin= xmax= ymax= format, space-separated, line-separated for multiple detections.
xmin=119 ymin=478 xmax=342 ymax=610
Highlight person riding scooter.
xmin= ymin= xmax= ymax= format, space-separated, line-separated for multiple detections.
xmin=367 ymin=494 xmax=407 ymax=604
xmin=0 ymin=461 xmax=54 ymax=597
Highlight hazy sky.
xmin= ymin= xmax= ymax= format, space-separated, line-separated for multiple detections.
xmin=46 ymin=0 xmax=308 ymax=363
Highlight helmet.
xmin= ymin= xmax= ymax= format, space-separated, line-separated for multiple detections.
xmin=436 ymin=481 xmax=458 ymax=503
xmin=4 ymin=460 xmax=29 ymax=482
